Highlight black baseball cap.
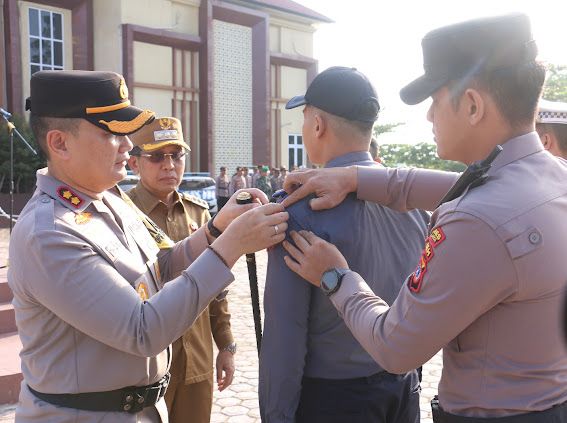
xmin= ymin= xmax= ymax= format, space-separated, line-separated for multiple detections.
xmin=26 ymin=70 xmax=155 ymax=135
xmin=286 ymin=66 xmax=379 ymax=123
xmin=400 ymin=13 xmax=538 ymax=105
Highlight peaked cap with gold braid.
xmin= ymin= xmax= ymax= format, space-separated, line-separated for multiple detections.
xmin=26 ymin=70 xmax=154 ymax=135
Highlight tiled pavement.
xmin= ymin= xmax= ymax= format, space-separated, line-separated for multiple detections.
xmin=0 ymin=229 xmax=442 ymax=422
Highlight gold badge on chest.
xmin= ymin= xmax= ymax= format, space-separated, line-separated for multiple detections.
xmin=75 ymin=212 xmax=92 ymax=225
xmin=137 ymin=282 xmax=149 ymax=301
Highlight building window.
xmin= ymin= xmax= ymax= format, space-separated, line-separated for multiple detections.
xmin=288 ymin=134 xmax=305 ymax=169
xmin=28 ymin=7 xmax=64 ymax=75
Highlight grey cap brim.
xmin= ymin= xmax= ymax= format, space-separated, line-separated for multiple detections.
xmin=400 ymin=74 xmax=448 ymax=105
xmin=286 ymin=95 xmax=307 ymax=109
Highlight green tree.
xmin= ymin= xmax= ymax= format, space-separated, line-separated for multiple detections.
xmin=542 ymin=64 xmax=567 ymax=102
xmin=373 ymin=122 xmax=404 ymax=138
xmin=0 ymin=115 xmax=46 ymax=193
xmin=379 ymin=143 xmax=466 ymax=172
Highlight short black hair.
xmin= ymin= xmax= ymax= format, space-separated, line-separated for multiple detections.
xmin=29 ymin=115 xmax=80 ymax=159
xmin=449 ymin=61 xmax=546 ymax=127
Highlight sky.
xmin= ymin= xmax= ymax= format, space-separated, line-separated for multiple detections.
xmin=294 ymin=0 xmax=567 ymax=144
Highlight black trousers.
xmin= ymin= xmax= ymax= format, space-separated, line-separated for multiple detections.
xmin=217 ymin=196 xmax=229 ymax=210
xmin=432 ymin=396 xmax=567 ymax=423
xmin=296 ymin=370 xmax=420 ymax=423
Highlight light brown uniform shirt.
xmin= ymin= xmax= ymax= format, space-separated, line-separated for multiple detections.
xmin=330 ymin=133 xmax=567 ymax=417
xmin=128 ymin=183 xmax=233 ymax=384
xmin=8 ymin=170 xmax=234 ymax=422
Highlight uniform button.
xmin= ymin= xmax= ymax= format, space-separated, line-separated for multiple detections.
xmin=137 ymin=395 xmax=145 ymax=404
xmin=528 ymin=231 xmax=541 ymax=244
xmin=125 ymin=394 xmax=133 ymax=403
xmin=41 ymin=198 xmax=50 ymax=203
xmin=123 ymin=404 xmax=132 ymax=411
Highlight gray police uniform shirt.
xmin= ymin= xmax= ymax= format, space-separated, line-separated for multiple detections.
xmin=8 ymin=169 xmax=234 ymax=422
xmin=330 ymin=133 xmax=567 ymax=417
xmin=259 ymin=151 xmax=430 ymax=422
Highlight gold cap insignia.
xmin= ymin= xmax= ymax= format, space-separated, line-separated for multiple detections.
xmin=119 ymin=77 xmax=129 ymax=100
xmin=159 ymin=118 xmax=175 ymax=130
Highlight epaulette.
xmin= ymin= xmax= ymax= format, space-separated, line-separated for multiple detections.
xmin=182 ymin=193 xmax=209 ymax=209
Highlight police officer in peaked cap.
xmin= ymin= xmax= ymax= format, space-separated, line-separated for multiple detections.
xmin=276 ymin=14 xmax=567 ymax=422
xmin=8 ymin=70 xmax=288 ymax=422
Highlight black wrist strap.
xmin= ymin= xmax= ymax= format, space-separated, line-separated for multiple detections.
xmin=207 ymin=215 xmax=222 ymax=238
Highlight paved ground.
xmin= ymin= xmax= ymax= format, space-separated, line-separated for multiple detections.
xmin=0 ymin=229 xmax=442 ymax=422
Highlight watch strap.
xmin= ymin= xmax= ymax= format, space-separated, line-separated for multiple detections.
xmin=207 ymin=215 xmax=222 ymax=238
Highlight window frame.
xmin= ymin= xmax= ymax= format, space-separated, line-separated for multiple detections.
xmin=28 ymin=6 xmax=65 ymax=75
xmin=287 ymin=133 xmax=305 ymax=169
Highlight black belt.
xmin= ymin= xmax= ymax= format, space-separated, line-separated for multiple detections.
xmin=431 ymin=395 xmax=567 ymax=423
xmin=28 ymin=373 xmax=170 ymax=414
xmin=302 ymin=370 xmax=408 ymax=385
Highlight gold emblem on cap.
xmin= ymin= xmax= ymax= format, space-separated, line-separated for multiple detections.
xmin=159 ymin=118 xmax=175 ymax=130
xmin=119 ymin=77 xmax=129 ymax=100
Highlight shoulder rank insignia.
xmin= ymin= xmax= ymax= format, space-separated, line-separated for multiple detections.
xmin=182 ymin=193 xmax=209 ymax=209
xmin=75 ymin=212 xmax=92 ymax=225
xmin=57 ymin=186 xmax=84 ymax=208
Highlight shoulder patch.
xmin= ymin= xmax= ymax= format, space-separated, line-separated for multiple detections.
xmin=182 ymin=193 xmax=209 ymax=209
xmin=407 ymin=226 xmax=446 ymax=294
xmin=430 ymin=227 xmax=446 ymax=247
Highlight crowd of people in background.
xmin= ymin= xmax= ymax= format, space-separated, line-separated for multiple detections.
xmin=215 ymin=164 xmax=295 ymax=209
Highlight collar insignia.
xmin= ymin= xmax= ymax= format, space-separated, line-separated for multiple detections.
xmin=57 ymin=186 xmax=84 ymax=209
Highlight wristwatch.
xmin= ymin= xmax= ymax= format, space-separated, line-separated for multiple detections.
xmin=320 ymin=268 xmax=349 ymax=296
xmin=207 ymin=215 xmax=223 ymax=238
xmin=221 ymin=342 xmax=237 ymax=355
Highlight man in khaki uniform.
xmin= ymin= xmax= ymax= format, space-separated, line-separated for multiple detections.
xmin=8 ymin=70 xmax=289 ymax=422
xmin=279 ymin=14 xmax=567 ymax=422
xmin=128 ymin=117 xmax=236 ymax=423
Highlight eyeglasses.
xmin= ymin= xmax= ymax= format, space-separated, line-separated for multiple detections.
xmin=138 ymin=151 xmax=188 ymax=164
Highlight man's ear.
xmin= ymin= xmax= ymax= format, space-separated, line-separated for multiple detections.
xmin=463 ymin=88 xmax=485 ymax=126
xmin=539 ymin=132 xmax=551 ymax=150
xmin=314 ymin=112 xmax=327 ymax=139
xmin=128 ymin=156 xmax=140 ymax=174
xmin=45 ymin=129 xmax=71 ymax=160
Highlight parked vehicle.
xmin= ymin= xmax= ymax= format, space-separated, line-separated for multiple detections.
xmin=118 ymin=171 xmax=218 ymax=216
xmin=178 ymin=172 xmax=218 ymax=216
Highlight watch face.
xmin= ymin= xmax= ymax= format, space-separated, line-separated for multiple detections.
xmin=321 ymin=270 xmax=338 ymax=293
